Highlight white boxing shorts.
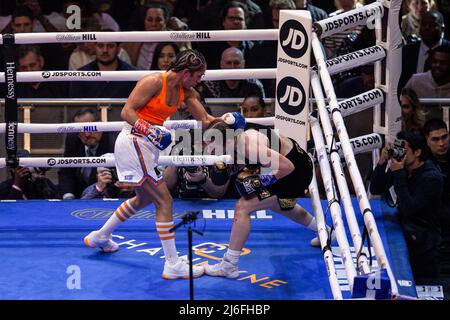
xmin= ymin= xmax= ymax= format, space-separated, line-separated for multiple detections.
xmin=115 ymin=123 xmax=166 ymax=187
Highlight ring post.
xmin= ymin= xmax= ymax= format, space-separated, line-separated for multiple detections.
xmin=274 ymin=10 xmax=312 ymax=150
xmin=2 ymin=34 xmax=19 ymax=169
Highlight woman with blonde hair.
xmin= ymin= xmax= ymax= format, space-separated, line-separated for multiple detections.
xmin=401 ymin=87 xmax=426 ymax=130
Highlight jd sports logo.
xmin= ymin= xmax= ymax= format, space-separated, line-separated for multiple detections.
xmin=42 ymin=71 xmax=51 ymax=78
xmin=277 ymin=77 xmax=306 ymax=115
xmin=280 ymin=19 xmax=309 ymax=59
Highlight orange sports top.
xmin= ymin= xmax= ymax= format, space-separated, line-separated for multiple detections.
xmin=136 ymin=72 xmax=185 ymax=125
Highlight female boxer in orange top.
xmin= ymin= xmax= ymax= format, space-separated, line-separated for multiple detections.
xmin=83 ymin=49 xmax=245 ymax=280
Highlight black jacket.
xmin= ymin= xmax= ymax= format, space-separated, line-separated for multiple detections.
xmin=69 ymin=59 xmax=136 ymax=98
xmin=370 ymin=160 xmax=443 ymax=250
xmin=58 ymin=131 xmax=118 ymax=198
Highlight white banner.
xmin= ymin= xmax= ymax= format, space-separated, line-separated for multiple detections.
xmin=274 ymin=10 xmax=312 ymax=150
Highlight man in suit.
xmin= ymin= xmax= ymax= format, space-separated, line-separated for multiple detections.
xmin=58 ymin=108 xmax=118 ymax=199
xmin=400 ymin=10 xmax=449 ymax=89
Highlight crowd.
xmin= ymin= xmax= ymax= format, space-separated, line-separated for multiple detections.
xmin=1 ymin=0 xmax=450 ymax=294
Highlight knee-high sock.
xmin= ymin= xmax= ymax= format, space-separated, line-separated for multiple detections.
xmin=156 ymin=221 xmax=178 ymax=265
xmin=99 ymin=199 xmax=137 ymax=235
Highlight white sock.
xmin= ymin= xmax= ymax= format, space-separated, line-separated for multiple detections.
xmin=99 ymin=200 xmax=137 ymax=235
xmin=156 ymin=221 xmax=178 ymax=265
xmin=225 ymin=248 xmax=241 ymax=265
xmin=306 ymin=217 xmax=318 ymax=232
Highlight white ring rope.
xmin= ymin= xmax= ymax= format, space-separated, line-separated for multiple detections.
xmin=0 ymin=68 xmax=277 ymax=83
xmin=323 ymin=45 xmax=385 ymax=76
xmin=313 ymin=2 xmax=383 ymax=39
xmin=0 ymin=29 xmax=278 ymax=45
xmin=0 ymin=117 xmax=274 ymax=134
xmin=0 ymin=154 xmax=234 ymax=169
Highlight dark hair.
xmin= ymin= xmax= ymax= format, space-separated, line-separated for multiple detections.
xmin=432 ymin=43 xmax=450 ymax=57
xmin=12 ymin=5 xmax=33 ymax=21
xmin=422 ymin=10 xmax=445 ymax=29
xmin=397 ymin=128 xmax=428 ymax=161
xmin=16 ymin=44 xmax=42 ymax=61
xmin=170 ymin=49 xmax=206 ymax=73
xmin=143 ymin=2 xmax=170 ymax=22
xmin=221 ymin=1 xmax=248 ymax=23
xmin=423 ymin=118 xmax=448 ymax=136
xmin=73 ymin=107 xmax=100 ymax=122
xmin=149 ymin=42 xmax=180 ymax=70
xmin=243 ymin=94 xmax=266 ymax=109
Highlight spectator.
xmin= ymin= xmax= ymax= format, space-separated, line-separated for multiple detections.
xmin=0 ymin=149 xmax=59 ymax=200
xmin=400 ymin=10 xmax=449 ymax=89
xmin=423 ymin=118 xmax=450 ymax=296
xmin=149 ymin=42 xmax=180 ymax=71
xmin=81 ymin=161 xmax=135 ymax=199
xmin=423 ymin=119 xmax=450 ymax=235
xmin=69 ymin=41 xmax=136 ymax=98
xmin=241 ymin=95 xmax=268 ymax=118
xmin=58 ymin=108 xmax=118 ymax=199
xmin=401 ymin=0 xmax=437 ymax=43
xmin=370 ymin=129 xmax=443 ymax=284
xmin=400 ymin=87 xmax=426 ymax=130
xmin=15 ymin=45 xmax=68 ymax=98
xmin=166 ymin=16 xmax=192 ymax=52
xmin=405 ymin=44 xmax=450 ymax=120
xmin=199 ymin=47 xmax=266 ymax=99
xmin=122 ymin=2 xmax=169 ymax=69
xmin=22 ymin=0 xmax=66 ymax=32
xmin=323 ymin=0 xmax=366 ymax=58
xmin=294 ymin=0 xmax=328 ymax=23
xmin=68 ymin=16 xmax=131 ymax=70
xmin=200 ymin=0 xmax=265 ymax=30
xmin=10 ymin=5 xmax=68 ymax=70
xmin=195 ymin=1 xmax=257 ymax=70
xmin=435 ymin=0 xmax=450 ymax=37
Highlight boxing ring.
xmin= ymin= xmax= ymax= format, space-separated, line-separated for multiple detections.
xmin=0 ymin=198 xmax=414 ymax=300
xmin=1 ymin=0 xmax=420 ymax=300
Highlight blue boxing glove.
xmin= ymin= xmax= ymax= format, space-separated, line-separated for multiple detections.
xmin=133 ymin=119 xmax=172 ymax=151
xmin=147 ymin=125 xmax=172 ymax=151
xmin=221 ymin=112 xmax=246 ymax=129
xmin=259 ymin=174 xmax=277 ymax=187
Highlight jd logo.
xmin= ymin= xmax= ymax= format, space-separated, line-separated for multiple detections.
xmin=280 ymin=19 xmax=309 ymax=59
xmin=277 ymin=77 xmax=306 ymax=115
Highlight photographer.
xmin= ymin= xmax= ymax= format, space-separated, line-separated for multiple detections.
xmin=164 ymin=128 xmax=231 ymax=199
xmin=81 ymin=165 xmax=135 ymax=200
xmin=370 ymin=129 xmax=443 ymax=284
xmin=165 ymin=163 xmax=231 ymax=199
xmin=0 ymin=149 xmax=59 ymax=200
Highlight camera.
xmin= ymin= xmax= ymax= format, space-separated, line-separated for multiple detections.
xmin=182 ymin=166 xmax=201 ymax=174
xmin=387 ymin=139 xmax=407 ymax=161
